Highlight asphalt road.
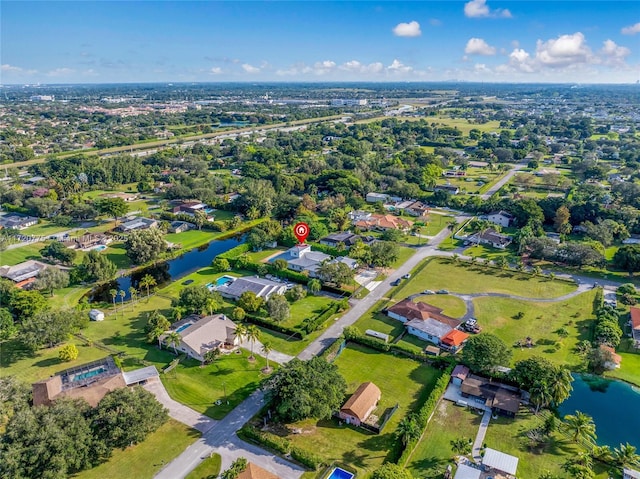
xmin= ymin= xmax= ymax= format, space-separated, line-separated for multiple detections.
xmin=480 ymin=163 xmax=526 ymax=200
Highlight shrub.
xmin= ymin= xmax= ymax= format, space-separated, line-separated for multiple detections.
xmin=58 ymin=344 xmax=79 ymax=362
xmin=290 ymin=446 xmax=324 ymax=470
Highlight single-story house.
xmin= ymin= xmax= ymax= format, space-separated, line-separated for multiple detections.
xmin=32 ymin=357 xmax=158 ymax=407
xmin=624 ymin=468 xmax=640 ymax=479
xmin=366 ymin=192 xmax=390 ymax=203
xmin=0 ymin=260 xmax=49 ymax=286
xmin=387 ymin=299 xmax=462 ymax=345
xmin=338 ymin=382 xmax=381 ymax=427
xmin=630 ymin=307 xmax=640 ymax=348
xmin=100 ymin=192 xmax=138 ymax=202
xmin=600 ymin=345 xmax=622 ymax=369
xmin=440 ymin=329 xmax=470 ymax=353
xmin=468 ymin=228 xmax=512 ymax=249
xmin=172 ymin=200 xmax=214 ymax=220
xmin=216 ymin=276 xmax=287 ymax=301
xmin=169 ymin=220 xmax=195 ymax=233
xmin=0 ymin=214 xmax=38 ymax=230
xmin=403 ymin=201 xmax=429 ymax=218
xmin=237 ymin=462 xmax=279 ymax=479
xmin=355 ymin=214 xmax=413 ymax=233
xmin=482 ymin=448 xmax=519 ymax=478
xmin=116 ymin=217 xmax=158 ymax=233
xmin=160 ymin=314 xmax=238 ymax=362
xmin=347 ymin=210 xmax=372 ymax=222
xmin=434 ymin=184 xmax=460 ymax=195
xmin=332 ymin=256 xmax=358 ymax=270
xmin=64 ymin=233 xmax=111 ymax=250
xmin=486 ymin=211 xmax=515 ymax=228
xmin=319 ymin=232 xmax=362 ymax=249
xmin=453 ymin=463 xmax=481 ymax=479
xmin=89 ymin=309 xmax=105 ymax=321
xmin=460 ymin=374 xmax=521 ymax=417
xmin=450 ymin=365 xmax=470 ymax=386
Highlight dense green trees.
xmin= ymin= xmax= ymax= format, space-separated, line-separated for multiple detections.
xmin=371 ymin=463 xmax=413 ymax=479
xmin=34 ymin=267 xmax=70 ymax=296
xmin=462 ymin=333 xmax=511 ymax=374
xmin=74 ymin=250 xmax=117 ymax=283
xmin=144 ymin=310 xmax=171 ymax=343
xmin=19 ymin=308 xmax=87 ymax=351
xmin=173 ymin=285 xmax=221 ymax=315
xmin=267 ymin=294 xmax=290 ymax=322
xmin=95 ymin=197 xmax=129 ymax=225
xmin=0 ymin=308 xmax=17 ymax=340
xmin=510 ymin=356 xmax=573 ymax=412
xmin=124 ymin=227 xmax=167 ymax=264
xmin=613 ymin=244 xmax=640 ymax=275
xmin=264 ymin=357 xmax=346 ymax=422
xmin=40 ymin=241 xmax=77 ymax=265
xmin=317 ymin=261 xmax=353 ymax=287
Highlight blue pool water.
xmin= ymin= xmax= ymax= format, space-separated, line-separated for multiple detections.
xmin=175 ymin=323 xmax=193 ymax=333
xmin=327 ymin=468 xmax=354 ymax=479
xmin=92 ymin=245 xmax=107 ymax=252
xmin=74 ymin=367 xmax=106 ymax=382
xmin=216 ymin=275 xmax=234 ymax=287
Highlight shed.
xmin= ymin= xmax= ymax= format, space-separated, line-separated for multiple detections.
xmin=89 ymin=309 xmax=105 ymax=321
xmin=122 ymin=366 xmax=159 ymax=386
xmin=451 ymin=365 xmax=470 ymax=385
xmin=453 ymin=463 xmax=481 ymax=479
xmin=366 ymin=330 xmax=390 ymax=342
xmin=482 ymin=448 xmax=519 ymax=476
xmin=339 ymin=382 xmax=381 ymax=427
xmin=425 ymin=345 xmax=440 ymax=356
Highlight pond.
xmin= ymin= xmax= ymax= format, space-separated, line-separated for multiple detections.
xmin=558 ymin=374 xmax=640 ymax=449
xmin=89 ymin=234 xmax=244 ymax=302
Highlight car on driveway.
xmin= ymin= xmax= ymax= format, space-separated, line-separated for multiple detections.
xmin=436 ymin=289 xmax=449 ymax=294
xmin=423 ymin=289 xmax=435 ymax=295
xmin=403 ymin=273 xmax=411 ymax=279
xmin=391 ymin=279 xmax=401 ymax=286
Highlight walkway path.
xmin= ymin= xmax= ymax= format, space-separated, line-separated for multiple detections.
xmin=237 ymin=338 xmax=294 ymax=365
xmin=472 ymin=409 xmax=492 ymax=461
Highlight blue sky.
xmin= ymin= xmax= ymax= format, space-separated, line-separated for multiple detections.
xmin=1 ymin=1 xmax=639 ymax=83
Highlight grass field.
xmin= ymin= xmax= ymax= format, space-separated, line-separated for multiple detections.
xmin=605 ymin=344 xmax=640 ymax=386
xmin=73 ymin=420 xmax=200 ymax=479
xmin=104 ymin=243 xmax=132 ymax=269
xmin=415 ymin=294 xmax=467 ymax=318
xmin=391 ymin=246 xmax=416 ymax=270
xmin=279 ymin=294 xmax=336 ymax=329
xmin=397 ymin=258 xmax=577 ymax=298
xmin=463 ymin=243 xmax=519 ymax=263
xmin=352 ymin=300 xmax=406 ymax=339
xmin=165 ymin=229 xmax=219 ymax=250
xmin=407 ymin=401 xmax=481 ymax=477
xmin=185 ymin=454 xmax=222 ymax=479
xmin=161 ymin=350 xmax=271 ymax=419
xmin=473 ymin=290 xmax=597 ymax=368
xmin=0 ymin=242 xmax=46 ymax=265
xmin=282 ymin=344 xmax=441 ymax=476
xmin=21 ymin=221 xmax=74 ymax=237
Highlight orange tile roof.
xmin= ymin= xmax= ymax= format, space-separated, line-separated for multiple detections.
xmin=630 ymin=307 xmax=640 ymax=330
xmin=237 ymin=463 xmax=279 ymax=479
xmin=441 ymin=329 xmax=470 ymax=347
xmin=600 ymin=345 xmax=622 ymax=364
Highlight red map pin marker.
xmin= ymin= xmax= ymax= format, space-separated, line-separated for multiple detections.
xmin=293 ymin=222 xmax=310 ymax=244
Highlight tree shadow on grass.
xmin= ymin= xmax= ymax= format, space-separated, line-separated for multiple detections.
xmin=409 ymin=456 xmax=450 ymax=476
xmin=33 ymin=357 xmax=61 ymax=368
xmin=341 ymin=449 xmax=370 ymax=469
xmin=0 ymin=339 xmax=36 ymax=368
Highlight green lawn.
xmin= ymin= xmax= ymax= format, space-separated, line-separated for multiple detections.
xmin=104 ymin=243 xmax=133 ymax=269
xmin=73 ymin=420 xmax=200 ymax=479
xmin=185 ymin=454 xmax=222 ymax=479
xmin=21 ymin=221 xmax=74 ymax=237
xmin=415 ymin=295 xmax=466 ymax=318
xmin=484 ymin=412 xmax=609 ymax=479
xmin=390 ymin=246 xmax=416 ymax=270
xmin=352 ymin=301 xmax=406 ymax=340
xmin=283 ymin=344 xmax=442 ymax=477
xmin=161 ymin=350 xmax=272 ymax=419
xmin=463 ymin=244 xmax=519 ymax=263
xmin=279 ymin=294 xmax=335 ymax=329
xmin=473 ymin=290 xmax=597 ymax=368
xmin=244 ymin=247 xmax=285 ymax=263
xmin=165 ymin=229 xmax=219 ymax=250
xmin=0 ymin=243 xmax=46 ymax=265
xmin=605 ymin=346 xmax=640 ymax=386
xmin=407 ymin=401 xmax=482 ymax=477
xmin=398 ymin=258 xmax=577 ymax=298
xmin=48 ymin=285 xmax=92 ymax=309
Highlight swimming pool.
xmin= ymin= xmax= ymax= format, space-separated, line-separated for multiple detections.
xmin=215 ymin=275 xmax=235 ymax=287
xmin=175 ymin=323 xmax=193 ymax=333
xmin=92 ymin=245 xmax=107 ymax=252
xmin=73 ymin=367 xmax=106 ymax=382
xmin=327 ymin=467 xmax=354 ymax=479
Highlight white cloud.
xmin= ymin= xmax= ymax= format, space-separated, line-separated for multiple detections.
xmin=47 ymin=67 xmax=75 ymax=77
xmin=339 ymin=60 xmax=385 ymax=74
xmin=474 ymin=63 xmax=492 ymax=73
xmin=313 ymin=60 xmax=336 ymax=75
xmin=387 ymin=59 xmax=413 ymax=74
xmin=508 ymin=48 xmax=535 ymax=72
xmin=464 ymin=0 xmax=511 ymax=18
xmin=210 ymin=67 xmax=223 ymax=74
xmin=392 ymin=21 xmax=422 ymax=37
xmin=241 ymin=63 xmax=260 ymax=74
xmin=535 ymin=32 xmax=593 ymax=67
xmin=600 ymin=39 xmax=631 ymax=66
xmin=1 ymin=64 xmax=23 ymax=73
xmin=465 ymin=38 xmax=497 ymax=55
xmin=621 ymin=22 xmax=640 ymax=35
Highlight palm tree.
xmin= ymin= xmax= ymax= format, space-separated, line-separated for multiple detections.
xmin=613 ymin=443 xmax=640 ymax=468
xmin=396 ymin=415 xmax=419 ymax=447
xmin=246 ymin=325 xmax=260 ymax=360
xmin=450 ymin=437 xmax=473 ymax=456
xmin=563 ymin=411 xmax=597 ymax=445
xmin=172 ymin=306 xmax=185 ymax=322
xmin=532 ymin=266 xmax=542 ymax=277
xmin=530 ymin=383 xmax=552 ymax=414
xmin=495 ymin=256 xmax=508 ymax=270
xmin=550 ymin=367 xmax=573 ymax=406
xmin=548 ymin=272 xmax=556 ymax=282
xmin=234 ymin=323 xmax=248 ymax=348
xmin=205 ymin=296 xmax=218 ymax=317
xmin=109 ymin=289 xmax=117 ymax=310
xmin=261 ymin=341 xmax=273 ymax=371
xmin=118 ymin=290 xmax=126 ymax=313
xmin=140 ymin=274 xmax=157 ymax=298
xmin=165 ymin=331 xmax=182 ymax=355
xmin=128 ymin=286 xmax=137 ymax=309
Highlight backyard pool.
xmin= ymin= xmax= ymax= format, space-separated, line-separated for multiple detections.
xmin=73 ymin=367 xmax=106 ymax=382
xmin=175 ymin=323 xmax=193 ymax=333
xmin=327 ymin=467 xmax=354 ymax=479
xmin=216 ymin=275 xmax=236 ymax=287
xmin=91 ymin=245 xmax=107 ymax=252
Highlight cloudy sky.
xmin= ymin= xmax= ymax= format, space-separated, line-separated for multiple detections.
xmin=1 ymin=1 xmax=639 ymax=84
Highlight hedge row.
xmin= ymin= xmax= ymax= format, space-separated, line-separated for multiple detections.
xmin=239 ymin=425 xmax=324 ymax=470
xmin=396 ymin=366 xmax=454 ymax=466
xmin=244 ymin=314 xmax=304 ymax=340
xmin=593 ymin=286 xmax=604 ymax=313
xmin=218 ymin=243 xmax=251 ymax=260
xmin=343 ymin=327 xmax=430 ymax=361
xmin=300 ymin=301 xmax=341 ymax=334
xmin=307 ymin=242 xmax=348 ymax=258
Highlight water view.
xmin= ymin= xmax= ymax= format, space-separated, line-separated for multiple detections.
xmin=558 ymin=375 xmax=640 ymax=449
xmin=89 ymin=235 xmax=244 ymax=302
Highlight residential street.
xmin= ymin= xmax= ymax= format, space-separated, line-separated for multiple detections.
xmin=480 ymin=163 xmax=526 ymax=200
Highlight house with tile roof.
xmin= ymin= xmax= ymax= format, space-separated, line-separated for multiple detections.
xmin=387 ymin=299 xmax=462 ymax=345
xmin=630 ymin=307 xmax=640 ymax=348
xmin=354 ymin=214 xmax=414 ymax=233
xmin=237 ymin=463 xmax=279 ymax=479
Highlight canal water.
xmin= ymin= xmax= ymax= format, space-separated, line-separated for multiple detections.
xmin=558 ymin=374 xmax=640 ymax=449
xmin=89 ymin=234 xmax=244 ymax=302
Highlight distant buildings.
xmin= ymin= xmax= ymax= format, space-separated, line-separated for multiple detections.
xmin=0 ymin=214 xmax=38 ymax=230
xmin=116 ymin=217 xmax=158 ymax=233
xmin=0 ymin=260 xmax=50 ymax=289
xmin=172 ymin=200 xmax=215 ymax=220
xmin=99 ymin=192 xmax=139 ymax=202
xmin=331 ymin=99 xmax=368 ymax=107
xmin=486 ymin=211 xmax=515 ymax=228
xmin=215 ymin=276 xmax=287 ymax=301
xmin=30 ymin=95 xmax=55 ymax=102
xmin=354 ymin=214 xmax=413 ymax=233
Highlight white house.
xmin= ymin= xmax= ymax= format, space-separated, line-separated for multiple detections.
xmin=486 ymin=211 xmax=515 ymax=228
xmin=468 ymin=229 xmax=512 ymax=249
xmin=286 ymin=244 xmax=331 ymax=276
xmin=216 ymin=276 xmax=287 ymax=301
xmin=366 ymin=192 xmax=389 ymax=203
xmin=89 ymin=309 xmax=105 ymax=321
xmin=624 ymin=468 xmax=640 ymax=479
xmin=160 ymin=314 xmax=238 ymax=362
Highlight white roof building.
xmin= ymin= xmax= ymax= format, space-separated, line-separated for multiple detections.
xmin=453 ymin=463 xmax=481 ymax=479
xmin=482 ymin=448 xmax=519 ymax=477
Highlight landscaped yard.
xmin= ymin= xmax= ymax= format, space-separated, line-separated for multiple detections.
xmin=407 ymin=400 xmax=482 ymax=478
xmin=0 ymin=242 xmax=46 ymax=265
xmin=415 ymin=294 xmax=466 ymax=318
xmin=352 ymin=301 xmax=406 ymax=340
xmin=279 ymin=294 xmax=336 ymax=329
xmin=21 ymin=221 xmax=74 ymax=237
xmin=473 ymin=290 xmax=597 ymax=368
xmin=605 ymin=347 xmax=640 ymax=387
xmin=390 ymin=245 xmax=416 ymax=270
xmin=397 ymin=258 xmax=577 ymax=298
xmin=162 ymin=350 xmax=271 ymax=419
xmin=104 ymin=243 xmax=132 ymax=269
xmin=185 ymin=454 xmax=222 ymax=479
xmin=73 ymin=419 xmax=200 ymax=479
xmin=281 ymin=344 xmax=442 ymax=476
xmin=463 ymin=243 xmax=519 ymax=263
